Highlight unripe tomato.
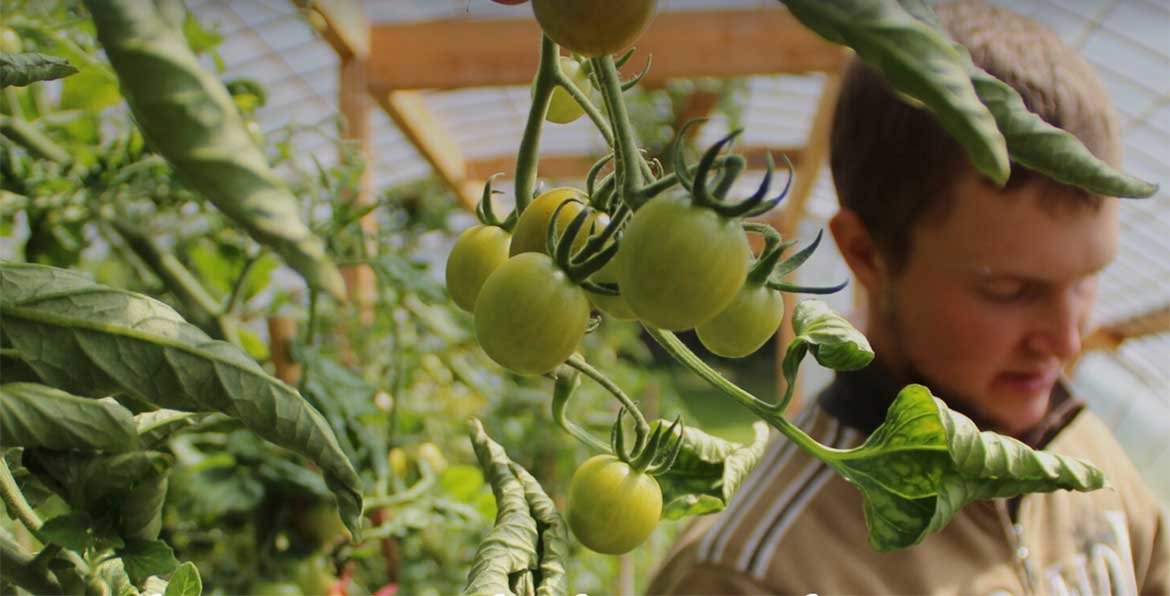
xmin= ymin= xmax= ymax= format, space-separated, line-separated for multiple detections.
xmin=586 ymin=254 xmax=637 ymax=321
xmin=295 ymin=502 xmax=351 ymax=547
xmin=567 ymin=455 xmax=662 ymax=555
xmin=532 ymin=0 xmax=658 ymax=58
xmin=250 ymin=581 xmax=302 ymax=596
xmin=293 ymin=555 xmax=336 ymax=595
xmin=696 ymin=283 xmax=784 ymax=358
xmin=509 ymin=187 xmax=594 ymax=256
xmin=474 ymin=252 xmax=590 ymax=375
xmin=446 ymin=224 xmax=511 ymax=311
xmin=0 ymin=27 xmax=21 ymax=54
xmin=540 ymin=57 xmax=591 ymax=124
xmin=388 ymin=447 xmax=409 ymax=480
xmin=416 ymin=442 xmax=448 ymax=474
xmin=617 ymin=196 xmax=751 ymax=330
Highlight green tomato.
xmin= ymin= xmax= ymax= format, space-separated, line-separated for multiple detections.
xmin=509 ymin=187 xmax=594 ymax=256
xmin=293 ymin=555 xmax=335 ymax=595
xmin=696 ymin=282 xmax=784 ymax=358
xmin=541 ymin=57 xmax=592 ymax=124
xmin=474 ymin=252 xmax=590 ymax=375
xmin=295 ymin=502 xmax=351 ymax=548
xmin=617 ymin=196 xmax=750 ymax=330
xmin=446 ymin=224 xmax=511 ymax=311
xmin=567 ymin=455 xmax=662 ymax=555
xmin=0 ymin=27 xmax=21 ymax=54
xmin=586 ymin=253 xmax=638 ymax=321
xmin=532 ymin=0 xmax=658 ymax=58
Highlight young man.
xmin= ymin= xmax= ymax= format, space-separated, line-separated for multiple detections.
xmin=648 ymin=2 xmax=1169 ymax=594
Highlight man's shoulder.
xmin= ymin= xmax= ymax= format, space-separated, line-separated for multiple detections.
xmin=649 ymin=404 xmax=867 ymax=591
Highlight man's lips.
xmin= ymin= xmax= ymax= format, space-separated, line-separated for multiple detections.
xmin=994 ymin=369 xmax=1059 ymax=393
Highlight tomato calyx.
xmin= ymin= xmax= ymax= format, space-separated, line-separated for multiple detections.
xmin=545 ymin=199 xmax=626 ymax=294
xmin=683 ymin=127 xmax=794 ymax=218
xmin=611 ymin=407 xmax=685 ymax=476
xmin=475 ymin=174 xmax=516 ymax=230
xmin=757 ymin=228 xmax=850 ymax=295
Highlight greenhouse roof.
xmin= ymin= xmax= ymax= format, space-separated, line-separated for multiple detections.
xmin=186 ymin=0 xmax=1169 ymax=411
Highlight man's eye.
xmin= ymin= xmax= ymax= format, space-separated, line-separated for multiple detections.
xmin=981 ymin=280 xmax=1028 ymax=301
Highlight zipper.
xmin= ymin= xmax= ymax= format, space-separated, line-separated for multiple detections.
xmin=996 ymin=497 xmax=1041 ymax=596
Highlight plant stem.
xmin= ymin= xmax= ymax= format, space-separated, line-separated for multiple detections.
xmin=0 ymin=533 xmax=61 ymax=596
xmin=514 ymin=36 xmax=558 ymax=213
xmin=551 ymin=367 xmax=612 ymax=453
xmin=0 ymin=348 xmax=21 ymax=360
xmin=565 ymin=355 xmax=650 ymax=436
xmin=592 ymin=56 xmax=644 ymax=209
xmin=223 ymin=254 xmax=260 ymax=315
xmin=644 ymin=327 xmax=841 ymax=461
xmin=0 ymin=458 xmax=43 ymax=535
xmin=557 ymin=69 xmax=614 ymax=147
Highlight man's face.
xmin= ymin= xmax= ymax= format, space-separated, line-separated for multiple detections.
xmin=874 ymin=173 xmax=1119 ymax=437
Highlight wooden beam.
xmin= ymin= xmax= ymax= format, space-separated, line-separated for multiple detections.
xmin=772 ymin=72 xmax=843 ymax=412
xmin=297 ymin=0 xmax=369 ymax=59
xmin=373 ymin=90 xmax=479 ymax=210
xmin=368 ymin=9 xmax=846 ymax=92
xmin=340 ymin=56 xmax=377 ymax=322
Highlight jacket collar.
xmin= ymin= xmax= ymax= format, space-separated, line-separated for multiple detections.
xmin=816 ymin=361 xmax=1084 ymax=449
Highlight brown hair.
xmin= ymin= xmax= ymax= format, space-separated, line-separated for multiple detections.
xmin=829 ymin=0 xmax=1119 ymax=272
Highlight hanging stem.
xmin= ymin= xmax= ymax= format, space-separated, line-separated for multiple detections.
xmin=565 ymin=354 xmax=650 ymax=437
xmin=515 ymin=36 xmax=559 ymax=213
xmin=551 ymin=366 xmax=612 ymax=453
xmin=591 ymin=56 xmax=644 ymax=210
xmin=558 ymin=67 xmax=614 ymax=147
xmin=643 ymin=327 xmax=841 ymax=461
xmin=0 ymin=458 xmax=42 ymax=535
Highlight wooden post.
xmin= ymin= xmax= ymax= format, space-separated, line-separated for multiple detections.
xmin=340 ymin=54 xmax=377 ymax=325
xmin=267 ymin=317 xmax=302 ymax=385
xmin=772 ymin=72 xmax=843 ymax=411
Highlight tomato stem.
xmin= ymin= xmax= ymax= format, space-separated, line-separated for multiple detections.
xmin=591 ymin=55 xmax=644 ymax=210
xmin=556 ymin=64 xmax=613 ymax=147
xmin=552 ymin=367 xmax=612 ymax=453
xmin=566 ymin=354 xmax=651 ymax=438
xmin=644 ymin=327 xmax=845 ymax=462
xmin=0 ymin=458 xmax=42 ymax=536
xmin=515 ymin=35 xmax=559 ymax=214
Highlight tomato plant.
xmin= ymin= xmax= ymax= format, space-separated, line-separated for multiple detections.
xmin=696 ymin=282 xmax=784 ymax=358
xmin=474 ymin=252 xmax=591 ymax=375
xmin=542 ymin=56 xmax=592 ymax=124
xmin=586 ymin=254 xmax=638 ymax=321
xmin=567 ymin=455 xmax=663 ymax=555
xmin=508 ymin=186 xmax=594 ymax=255
xmin=444 ymin=224 xmax=510 ymax=311
xmin=617 ymin=195 xmax=751 ymax=330
xmin=531 ymin=0 xmax=659 ymax=57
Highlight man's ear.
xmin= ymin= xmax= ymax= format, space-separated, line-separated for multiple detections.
xmin=829 ymin=208 xmax=885 ymax=293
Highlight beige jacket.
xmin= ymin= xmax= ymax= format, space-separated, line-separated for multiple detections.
xmin=648 ymin=369 xmax=1169 ymax=595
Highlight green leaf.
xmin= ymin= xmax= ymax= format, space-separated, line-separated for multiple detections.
xmin=164 ymin=562 xmax=202 ymax=596
xmin=790 ymin=299 xmax=874 ymax=371
xmin=780 ymin=0 xmax=1009 ymax=184
xmin=896 ymin=0 xmax=1156 ymax=198
xmin=0 ymin=52 xmax=78 ymax=87
xmin=827 ymin=384 xmax=1106 ymax=551
xmin=96 ymin=558 xmax=140 ymax=596
xmin=120 ymin=475 xmax=168 ymax=540
xmin=658 ymin=421 xmax=770 ymax=520
xmin=510 ymin=462 xmax=569 ymax=596
xmin=463 ymin=418 xmax=539 ymax=596
xmin=84 ymin=0 xmax=345 ymax=298
xmin=371 ymin=253 xmax=447 ymax=302
xmin=439 ymin=465 xmax=486 ymax=502
xmin=134 ymin=409 xmax=197 ymax=448
xmin=118 ymin=539 xmax=180 ymax=586
xmin=39 ymin=511 xmax=124 ymax=551
xmin=0 ymin=262 xmax=363 ymax=538
xmin=27 ymin=449 xmax=172 ymax=515
xmin=182 ymin=12 xmax=222 ymax=55
xmin=0 ymin=383 xmax=140 ymax=452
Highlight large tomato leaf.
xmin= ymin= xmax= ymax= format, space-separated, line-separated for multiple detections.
xmin=788 ymin=299 xmax=874 ymax=373
xmin=779 ymin=0 xmax=1009 ymax=184
xmin=25 ymin=449 xmax=171 ymax=517
xmin=82 ymin=0 xmax=344 ymax=298
xmin=134 ymin=409 xmax=198 ymax=448
xmin=0 ymin=262 xmax=363 ymax=538
xmin=464 ymin=418 xmax=569 ymax=596
xmin=117 ymin=539 xmax=180 ymax=586
xmin=0 ymin=51 xmax=78 ymax=87
xmin=510 ymin=462 xmax=569 ymax=596
xmin=657 ymin=420 xmax=770 ymax=520
xmin=827 ymin=384 xmax=1106 ymax=551
xmin=0 ymin=383 xmax=140 ymax=453
xmin=897 ymin=0 xmax=1156 ymax=198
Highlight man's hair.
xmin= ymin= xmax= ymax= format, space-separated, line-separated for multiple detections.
xmin=829 ymin=0 xmax=1119 ymax=272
